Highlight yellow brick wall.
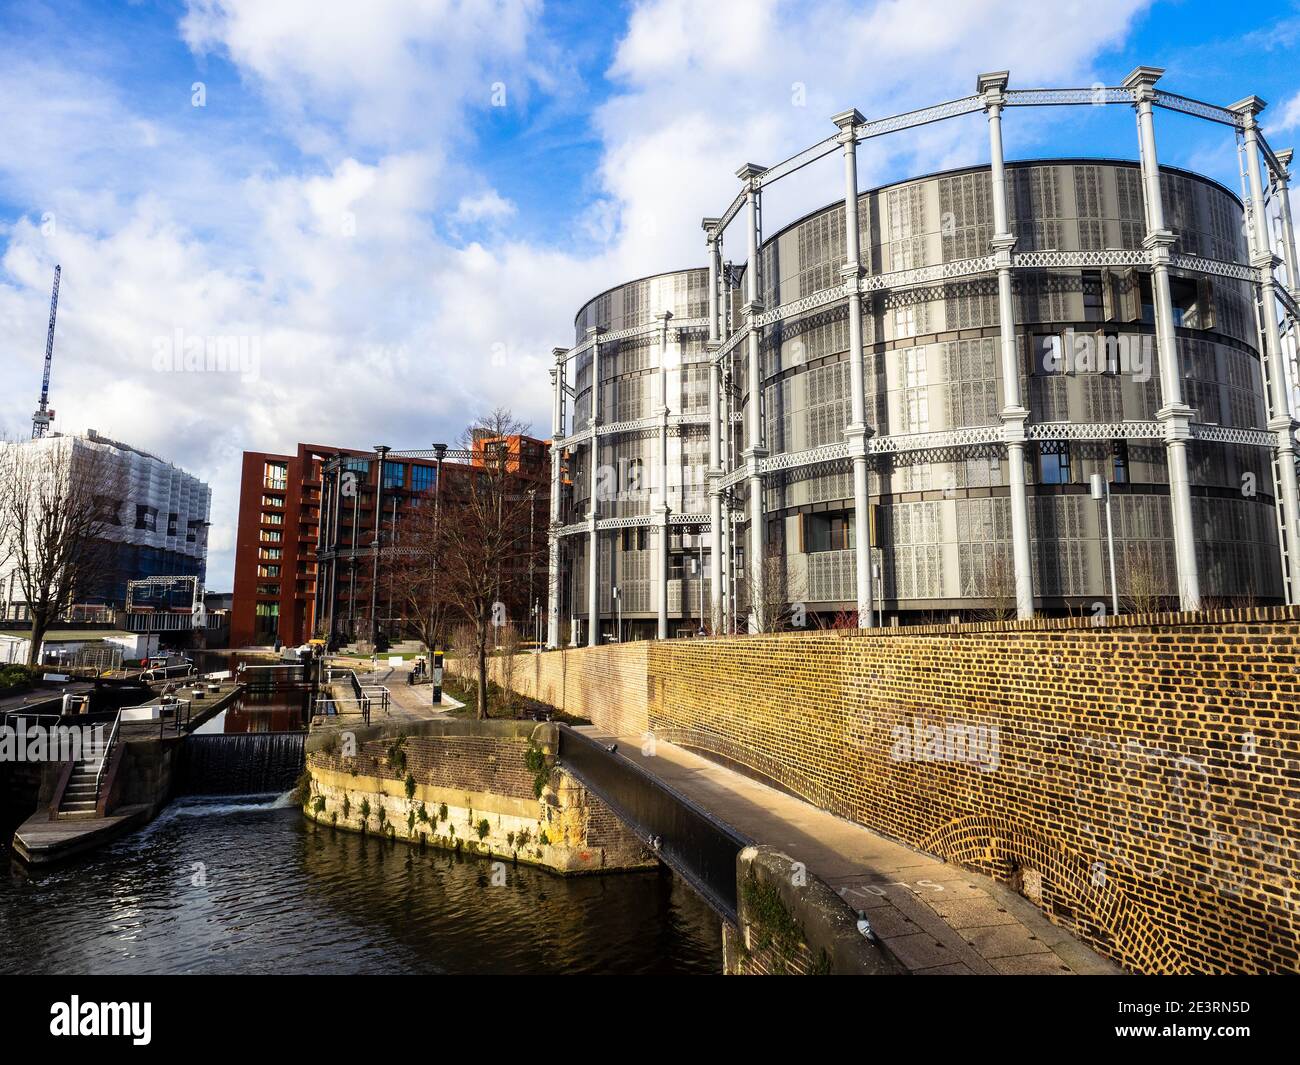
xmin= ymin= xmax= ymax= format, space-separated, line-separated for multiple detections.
xmin=449 ymin=643 xmax=650 ymax=737
xmin=461 ymin=606 xmax=1300 ymax=974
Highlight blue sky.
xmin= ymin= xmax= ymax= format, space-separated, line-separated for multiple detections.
xmin=0 ymin=0 xmax=1297 ymax=589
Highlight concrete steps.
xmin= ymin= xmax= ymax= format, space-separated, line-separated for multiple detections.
xmin=56 ymin=754 xmax=108 ymax=820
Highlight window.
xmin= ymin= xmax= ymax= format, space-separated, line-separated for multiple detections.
xmin=262 ymin=511 xmax=284 ymax=526
xmin=135 ymin=505 xmax=157 ymax=531
xmin=805 ymin=511 xmax=855 ymax=553
xmin=254 ymin=601 xmax=279 ymax=639
xmin=900 ymin=347 xmax=929 ymax=432
xmin=1169 ymin=275 xmax=1207 ymax=328
xmin=383 ymin=462 xmax=406 ymax=489
xmin=410 ymin=464 xmax=436 ymax=494
xmin=259 ymin=547 xmax=282 ymax=560
xmin=262 ymin=494 xmax=284 ymax=508
xmin=256 ymin=584 xmax=280 ymax=597
xmin=187 ymin=519 xmax=204 ymax=544
xmin=1034 ymin=333 xmax=1065 ymax=375
xmin=1138 ymin=273 xmax=1156 ymax=325
xmin=257 ymin=565 xmax=281 ymax=578
xmin=621 ymin=528 xmax=649 ymax=552
xmin=1082 ymin=270 xmax=1106 ymax=323
xmin=167 ymin=513 xmax=178 ymax=536
xmin=95 ymin=496 xmax=123 ymax=526
xmin=264 ymin=461 xmax=288 ymax=489
xmin=261 ymin=530 xmax=282 ymax=543
xmin=1038 ymin=441 xmax=1071 ymax=484
xmin=343 ymin=456 xmax=370 ymax=475
xmin=1112 ymin=440 xmax=1129 ymax=485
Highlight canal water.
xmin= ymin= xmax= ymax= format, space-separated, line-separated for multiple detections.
xmin=0 ymin=793 xmax=723 ymax=974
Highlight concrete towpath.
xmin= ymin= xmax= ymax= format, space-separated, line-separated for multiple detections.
xmin=577 ymin=727 xmax=1120 ymax=976
xmin=326 ymin=658 xmax=464 ymax=724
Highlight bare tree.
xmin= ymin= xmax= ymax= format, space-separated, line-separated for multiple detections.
xmin=1121 ymin=540 xmax=1173 ymax=615
xmin=403 ymin=409 xmax=546 ymax=719
xmin=737 ymin=547 xmax=807 ymax=633
xmin=387 ymin=506 xmax=450 ymax=656
xmin=972 ymin=547 xmax=1017 ymax=622
xmin=0 ymin=438 xmax=121 ymax=666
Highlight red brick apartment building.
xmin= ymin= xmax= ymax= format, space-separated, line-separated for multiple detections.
xmin=229 ymin=438 xmax=548 ymax=648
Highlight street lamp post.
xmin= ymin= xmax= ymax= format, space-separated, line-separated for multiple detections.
xmin=611 ymin=586 xmax=621 ymax=643
xmin=527 ymin=487 xmax=537 ymax=651
xmin=692 ymin=533 xmax=705 ymax=636
xmin=1091 ymin=473 xmax=1119 ymax=617
xmin=370 ymin=444 xmax=390 ymax=650
xmin=432 ymin=443 xmax=447 ymax=658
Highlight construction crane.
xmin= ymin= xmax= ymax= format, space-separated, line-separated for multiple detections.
xmin=31 ymin=264 xmax=61 ymax=439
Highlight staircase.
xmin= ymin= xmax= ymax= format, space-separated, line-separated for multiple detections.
xmin=57 ymin=750 xmax=106 ymax=820
xmin=55 ymin=710 xmax=122 ymax=821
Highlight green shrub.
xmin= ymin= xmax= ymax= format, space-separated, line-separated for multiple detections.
xmin=404 ymin=772 xmax=416 ymax=801
xmin=524 ymin=742 xmax=550 ymax=798
xmin=476 ymin=819 xmax=490 ymax=840
xmin=312 ymin=795 xmax=326 ymax=816
xmin=291 ymin=770 xmax=313 ymax=807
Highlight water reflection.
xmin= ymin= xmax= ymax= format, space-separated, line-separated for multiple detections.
xmin=0 ymin=795 xmax=722 ymax=975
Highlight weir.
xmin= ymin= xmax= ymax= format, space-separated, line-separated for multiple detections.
xmin=176 ymin=733 xmax=306 ymax=796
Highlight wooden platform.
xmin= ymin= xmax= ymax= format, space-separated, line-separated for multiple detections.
xmin=11 ymin=805 xmax=150 ymax=866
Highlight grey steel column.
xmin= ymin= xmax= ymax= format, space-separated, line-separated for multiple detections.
xmin=1273 ymin=149 xmax=1300 ymax=297
xmin=547 ymin=353 xmax=565 ymax=647
xmin=978 ymin=71 xmax=1035 ymax=619
xmin=1233 ymin=96 xmax=1300 ymax=602
xmin=738 ymin=163 xmax=768 ymax=631
xmin=655 ymin=311 xmax=673 ymax=639
xmin=703 ymin=218 xmax=724 ymax=633
xmin=586 ymin=328 xmax=602 ymax=645
xmin=1126 ymin=66 xmax=1200 ymax=610
xmin=832 ymin=109 xmax=875 ymax=628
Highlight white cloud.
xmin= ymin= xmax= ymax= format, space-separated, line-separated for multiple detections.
xmin=1270 ymin=91 xmax=1300 ymax=134
xmin=180 ymin=0 xmax=543 ymax=150
xmin=453 ymin=190 xmax=517 ymax=224
xmin=0 ymin=0 xmax=1156 ymax=592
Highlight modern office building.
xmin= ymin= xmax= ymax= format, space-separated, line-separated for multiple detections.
xmin=0 ymin=430 xmax=211 ymax=622
xmin=548 ymin=68 xmax=1300 ymax=642
xmin=231 ymin=437 xmax=549 ymax=648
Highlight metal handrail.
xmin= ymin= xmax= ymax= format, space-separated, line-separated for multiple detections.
xmin=360 ymin=685 xmax=390 ymax=715
xmin=93 ymin=708 xmax=123 ymax=798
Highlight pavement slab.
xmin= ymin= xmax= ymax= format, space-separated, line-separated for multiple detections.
xmin=579 ymin=727 xmax=1122 ymax=976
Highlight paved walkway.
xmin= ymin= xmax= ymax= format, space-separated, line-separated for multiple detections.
xmin=327 ymin=658 xmax=464 ymax=723
xmin=578 ymin=727 xmax=1119 ymax=976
